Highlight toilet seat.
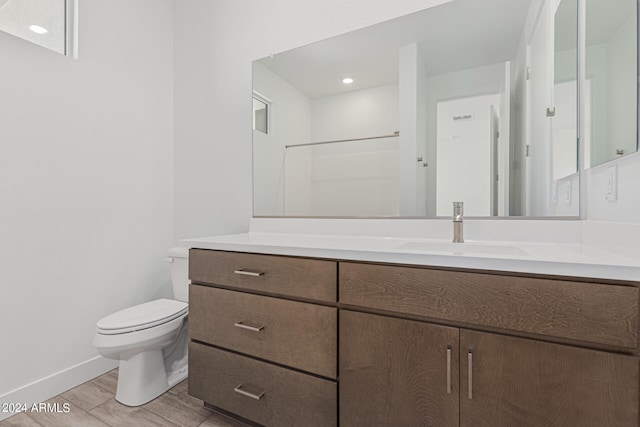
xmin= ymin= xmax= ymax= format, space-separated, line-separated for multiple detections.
xmin=96 ymin=299 xmax=188 ymax=335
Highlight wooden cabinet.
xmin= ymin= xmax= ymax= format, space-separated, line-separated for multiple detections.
xmin=339 ymin=318 xmax=639 ymax=427
xmin=189 ymin=249 xmax=337 ymax=302
xmin=188 ymin=250 xmax=338 ymax=426
xmin=340 ymin=262 xmax=639 ymax=348
xmin=188 ymin=249 xmax=639 ymax=426
xmin=340 ymin=310 xmax=459 ymax=426
xmin=339 ymin=261 xmax=640 ymax=427
xmin=189 ymin=342 xmax=336 ymax=427
xmin=190 ymin=285 xmax=337 ymax=378
xmin=459 ymin=330 xmax=639 ymax=427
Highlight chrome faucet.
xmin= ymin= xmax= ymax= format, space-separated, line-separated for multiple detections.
xmin=453 ymin=202 xmax=464 ymax=243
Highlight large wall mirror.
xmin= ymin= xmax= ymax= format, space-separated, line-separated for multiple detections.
xmin=0 ymin=0 xmax=71 ymax=55
xmin=252 ymin=0 xmax=637 ymax=218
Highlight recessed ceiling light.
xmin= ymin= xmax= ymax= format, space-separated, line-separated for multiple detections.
xmin=342 ymin=77 xmax=354 ymax=84
xmin=29 ymin=25 xmax=48 ymax=34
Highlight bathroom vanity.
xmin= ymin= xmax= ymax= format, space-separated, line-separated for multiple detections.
xmin=185 ymin=228 xmax=640 ymax=426
xmin=188 ymin=0 xmax=640 ymax=421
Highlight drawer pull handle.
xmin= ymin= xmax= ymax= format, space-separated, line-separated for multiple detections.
xmin=468 ymin=349 xmax=473 ymax=400
xmin=234 ymin=321 xmax=264 ymax=332
xmin=446 ymin=345 xmax=452 ymax=394
xmin=234 ymin=269 xmax=264 ymax=277
xmin=234 ymin=384 xmax=264 ymax=400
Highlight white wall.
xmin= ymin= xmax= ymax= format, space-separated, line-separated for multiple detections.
xmin=309 ymin=140 xmax=400 ymax=216
xmin=527 ymin=0 xmax=553 ymax=216
xmin=415 ymin=49 xmax=429 ymax=217
xmin=173 ymin=0 xmax=454 ymax=238
xmin=252 ymin=62 xmax=311 ymax=216
xmin=550 ymin=173 xmax=580 ymax=216
xmin=586 ymin=153 xmax=640 ymax=223
xmin=399 ymin=44 xmax=428 ymax=216
xmin=284 ymin=147 xmax=313 ymax=215
xmin=511 ymin=24 xmax=528 ymax=216
xmin=311 ymin=84 xmax=399 ymax=142
xmin=285 ymin=83 xmax=399 ymax=216
xmin=0 ymin=0 xmax=174 ymax=416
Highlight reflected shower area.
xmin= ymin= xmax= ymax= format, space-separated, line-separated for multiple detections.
xmin=283 ymin=133 xmax=401 ymax=217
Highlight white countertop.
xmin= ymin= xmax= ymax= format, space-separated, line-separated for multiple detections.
xmin=182 ymin=230 xmax=640 ymax=282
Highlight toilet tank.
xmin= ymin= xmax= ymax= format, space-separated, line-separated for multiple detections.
xmin=168 ymin=247 xmax=190 ymax=302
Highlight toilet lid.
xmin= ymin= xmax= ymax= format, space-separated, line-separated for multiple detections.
xmin=96 ymin=299 xmax=188 ymax=335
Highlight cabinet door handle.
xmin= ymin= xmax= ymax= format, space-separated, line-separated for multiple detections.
xmin=234 ymin=321 xmax=264 ymax=332
xmin=446 ymin=345 xmax=452 ymax=394
xmin=234 ymin=269 xmax=264 ymax=277
xmin=468 ymin=349 xmax=473 ymax=400
xmin=234 ymin=384 xmax=264 ymax=400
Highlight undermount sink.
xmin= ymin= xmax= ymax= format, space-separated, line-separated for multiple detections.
xmin=398 ymin=241 xmax=528 ymax=256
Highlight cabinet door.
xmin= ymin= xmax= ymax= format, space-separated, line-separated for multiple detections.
xmin=340 ymin=310 xmax=459 ymax=426
xmin=460 ymin=329 xmax=639 ymax=427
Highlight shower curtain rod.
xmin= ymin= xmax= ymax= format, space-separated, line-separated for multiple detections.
xmin=285 ymin=131 xmax=399 ymax=149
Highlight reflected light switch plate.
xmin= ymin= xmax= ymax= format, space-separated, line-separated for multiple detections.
xmin=605 ymin=166 xmax=618 ymax=202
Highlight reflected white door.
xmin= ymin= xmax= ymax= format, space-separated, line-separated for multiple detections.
xmin=436 ymin=94 xmax=500 ymax=217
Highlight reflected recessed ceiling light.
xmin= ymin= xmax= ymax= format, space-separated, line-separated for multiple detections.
xmin=342 ymin=77 xmax=354 ymax=84
xmin=29 ymin=25 xmax=48 ymax=34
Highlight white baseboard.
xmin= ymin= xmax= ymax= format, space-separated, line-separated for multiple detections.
xmin=0 ymin=356 xmax=118 ymax=422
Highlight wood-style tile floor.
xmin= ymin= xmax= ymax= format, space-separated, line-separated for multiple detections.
xmin=0 ymin=369 xmax=247 ymax=427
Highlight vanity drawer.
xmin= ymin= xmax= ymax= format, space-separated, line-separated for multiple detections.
xmin=189 ymin=249 xmax=337 ymax=302
xmin=189 ymin=342 xmax=337 ymax=427
xmin=339 ymin=262 xmax=639 ymax=348
xmin=190 ymin=284 xmax=337 ymax=378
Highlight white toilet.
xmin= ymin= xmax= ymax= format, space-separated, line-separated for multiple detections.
xmin=93 ymin=247 xmax=190 ymax=406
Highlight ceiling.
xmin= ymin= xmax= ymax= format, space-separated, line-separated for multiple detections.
xmin=258 ymin=0 xmax=532 ymax=99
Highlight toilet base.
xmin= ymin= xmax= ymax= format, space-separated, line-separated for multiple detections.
xmin=115 ymin=350 xmax=170 ymax=406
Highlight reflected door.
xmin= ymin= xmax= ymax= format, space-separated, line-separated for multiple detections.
xmin=436 ymin=94 xmax=500 ymax=217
